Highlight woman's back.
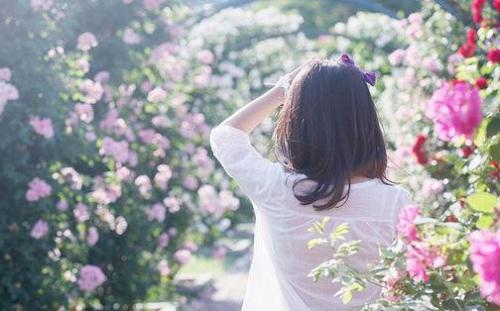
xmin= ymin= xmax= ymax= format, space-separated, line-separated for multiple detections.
xmin=210 ymin=125 xmax=411 ymax=310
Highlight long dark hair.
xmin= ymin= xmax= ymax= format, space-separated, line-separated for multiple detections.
xmin=273 ymin=59 xmax=390 ymax=210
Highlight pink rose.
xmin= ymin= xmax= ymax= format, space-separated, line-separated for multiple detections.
xmin=145 ymin=203 xmax=166 ymax=222
xmin=157 ymin=259 xmax=170 ymax=276
xmin=426 ymin=81 xmax=482 ymax=141
xmin=122 ymin=28 xmax=141 ymax=45
xmin=147 ymin=87 xmax=167 ymax=103
xmin=0 ymin=68 xmax=12 ymax=81
xmin=469 ymin=230 xmax=500 ymax=305
xmin=30 ymin=0 xmax=52 ymax=11
xmin=396 ymin=204 xmax=420 ymax=242
xmin=77 ymin=32 xmax=98 ymax=51
xmin=74 ymin=203 xmax=90 ymax=223
xmin=29 ymin=116 xmax=54 ymax=139
xmin=26 ymin=177 xmax=52 ymax=202
xmin=173 ymin=249 xmax=192 ymax=265
xmin=30 ymin=219 xmax=49 ymax=239
xmin=77 ymin=265 xmax=107 ymax=292
xmin=158 ymin=233 xmax=169 ymax=248
xmin=87 ymin=227 xmax=99 ymax=246
xmin=196 ymin=50 xmax=214 ymax=65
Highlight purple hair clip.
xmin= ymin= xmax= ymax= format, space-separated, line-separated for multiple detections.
xmin=338 ymin=53 xmax=377 ymax=86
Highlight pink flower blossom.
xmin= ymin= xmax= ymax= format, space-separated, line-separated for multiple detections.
xmin=145 ymin=203 xmax=166 ymax=222
xmin=163 ymin=196 xmax=180 ymax=213
xmin=135 ymin=175 xmax=152 ymax=199
xmin=197 ymin=50 xmax=214 ymax=65
xmin=421 ymin=179 xmax=444 ymax=198
xmin=31 ymin=0 xmax=52 ymax=11
xmin=77 ymin=32 xmax=98 ymax=51
xmin=219 ymin=190 xmax=239 ymax=211
xmin=447 ymin=53 xmax=464 ymax=75
xmin=198 ymin=185 xmax=219 ymax=214
xmin=388 ymin=49 xmax=405 ymax=66
xmin=157 ymin=259 xmax=170 ymax=276
xmin=87 ymin=227 xmax=99 ymax=246
xmin=406 ymin=243 xmax=446 ymax=283
xmin=406 ymin=245 xmax=429 ymax=283
xmin=426 ymin=82 xmax=482 ymax=141
xmin=30 ymin=219 xmax=49 ymax=239
xmin=94 ymin=71 xmax=110 ymax=83
xmin=422 ymin=57 xmax=439 ymax=72
xmin=115 ymin=216 xmax=128 ymax=235
xmin=0 ymin=68 xmax=11 ymax=81
xmin=57 ymin=200 xmax=69 ymax=211
xmin=213 ymin=245 xmax=227 ymax=261
xmin=154 ymin=164 xmax=172 ymax=190
xmin=469 ymin=230 xmax=500 ymax=305
xmin=0 ymin=79 xmax=17 ymax=116
xmin=406 ymin=13 xmax=423 ymax=38
xmin=143 ymin=0 xmax=165 ymax=10
xmin=122 ymin=28 xmax=141 ymax=45
xmin=147 ymin=87 xmax=167 ymax=103
xmin=396 ymin=204 xmax=420 ymax=242
xmin=183 ymin=175 xmax=199 ymax=190
xmin=183 ymin=240 xmax=198 ymax=252
xmin=74 ymin=203 xmax=90 ymax=223
xmin=173 ymin=249 xmax=192 ymax=265
xmin=29 ymin=116 xmax=54 ymax=139
xmin=168 ymin=227 xmax=178 ymax=236
xmin=0 ymin=81 xmax=19 ymax=115
xmin=193 ymin=66 xmax=212 ymax=88
xmin=74 ymin=103 xmax=94 ymax=123
xmin=76 ymin=58 xmax=90 ymax=73
xmin=77 ymin=265 xmax=107 ymax=292
xmin=61 ymin=167 xmax=83 ymax=190
xmin=26 ymin=177 xmax=52 ymax=202
xmin=81 ymin=79 xmax=103 ymax=104
xmin=101 ymin=137 xmax=129 ymax=164
xmin=158 ymin=233 xmax=169 ymax=248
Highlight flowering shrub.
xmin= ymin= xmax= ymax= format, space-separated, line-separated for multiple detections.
xmin=310 ymin=1 xmax=499 ymax=310
xmin=0 ymin=1 xmax=314 ymax=309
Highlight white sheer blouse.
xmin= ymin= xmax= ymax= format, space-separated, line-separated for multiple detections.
xmin=209 ymin=125 xmax=411 ymax=311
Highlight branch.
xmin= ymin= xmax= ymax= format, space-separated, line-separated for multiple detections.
xmin=334 ymin=0 xmax=400 ymax=19
xmin=185 ymin=0 xmax=254 ymax=28
xmin=432 ymin=0 xmax=472 ymax=25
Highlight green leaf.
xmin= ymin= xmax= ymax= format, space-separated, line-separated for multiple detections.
xmin=308 ymin=238 xmax=328 ymax=249
xmin=474 ymin=119 xmax=488 ymax=147
xmin=486 ymin=115 xmax=500 ymax=138
xmin=308 ymin=217 xmax=331 ymax=234
xmin=476 ymin=214 xmax=494 ymax=229
xmin=489 ymin=142 xmax=500 ymax=162
xmin=466 ymin=192 xmax=497 ymax=213
xmin=329 ymin=223 xmax=349 ymax=246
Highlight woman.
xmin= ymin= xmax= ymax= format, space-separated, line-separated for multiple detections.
xmin=210 ymin=55 xmax=411 ymax=310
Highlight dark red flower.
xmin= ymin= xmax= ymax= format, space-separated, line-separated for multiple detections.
xmin=493 ymin=0 xmax=500 ymax=12
xmin=471 ymin=0 xmax=486 ymax=23
xmin=490 ymin=161 xmax=500 ymax=180
xmin=475 ymin=77 xmax=488 ymax=89
xmin=449 ymin=79 xmax=463 ymax=85
xmin=447 ymin=214 xmax=458 ymax=222
xmin=466 ymin=28 xmax=477 ymax=44
xmin=412 ymin=134 xmax=428 ymax=165
xmin=487 ymin=48 xmax=500 ymax=63
xmin=458 ymin=28 xmax=477 ymax=58
xmin=460 ymin=145 xmax=475 ymax=158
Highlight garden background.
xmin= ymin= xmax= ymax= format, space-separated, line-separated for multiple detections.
xmin=0 ymin=0 xmax=498 ymax=310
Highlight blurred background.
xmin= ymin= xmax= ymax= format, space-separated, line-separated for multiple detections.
xmin=1 ymin=0 xmax=498 ymax=310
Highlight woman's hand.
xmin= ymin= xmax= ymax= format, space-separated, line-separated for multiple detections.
xmin=218 ymin=58 xmax=320 ymax=134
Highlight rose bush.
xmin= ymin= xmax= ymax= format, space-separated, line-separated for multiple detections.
xmin=310 ymin=1 xmax=499 ymax=310
xmin=0 ymin=1 xmax=315 ymax=309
